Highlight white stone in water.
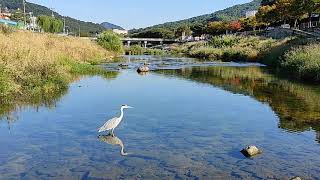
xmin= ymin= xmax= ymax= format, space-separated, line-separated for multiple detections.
xmin=241 ymin=145 xmax=262 ymax=157
xmin=137 ymin=66 xmax=150 ymax=72
xmin=290 ymin=177 xmax=302 ymax=180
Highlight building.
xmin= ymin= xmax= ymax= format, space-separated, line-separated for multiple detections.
xmin=0 ymin=19 xmax=17 ymax=26
xmin=113 ymin=29 xmax=128 ymax=35
xmin=245 ymin=10 xmax=258 ymax=18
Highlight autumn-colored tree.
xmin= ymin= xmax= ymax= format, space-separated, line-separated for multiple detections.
xmin=256 ymin=4 xmax=278 ymax=26
xmin=275 ymin=0 xmax=293 ymax=24
xmin=228 ymin=21 xmax=242 ymax=32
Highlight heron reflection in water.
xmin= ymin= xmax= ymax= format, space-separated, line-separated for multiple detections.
xmin=98 ymin=135 xmax=130 ymax=156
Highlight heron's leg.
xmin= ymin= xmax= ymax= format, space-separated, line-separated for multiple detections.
xmin=111 ymin=129 xmax=115 ymax=137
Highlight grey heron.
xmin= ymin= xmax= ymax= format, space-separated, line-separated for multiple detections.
xmin=98 ymin=105 xmax=133 ymax=135
xmin=98 ymin=135 xmax=130 ymax=156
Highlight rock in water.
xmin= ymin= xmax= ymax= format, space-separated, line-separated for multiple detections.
xmin=290 ymin=177 xmax=302 ymax=180
xmin=137 ymin=65 xmax=150 ymax=73
xmin=241 ymin=145 xmax=262 ymax=157
xmin=119 ymin=64 xmax=129 ymax=68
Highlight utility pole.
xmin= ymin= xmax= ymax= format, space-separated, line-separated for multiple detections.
xmin=50 ymin=8 xmax=55 ymax=17
xmin=78 ymin=25 xmax=81 ymax=37
xmin=63 ymin=17 xmax=66 ymax=34
xmin=23 ymin=0 xmax=27 ymax=26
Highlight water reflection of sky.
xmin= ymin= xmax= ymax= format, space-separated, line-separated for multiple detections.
xmin=103 ymin=55 xmax=265 ymax=71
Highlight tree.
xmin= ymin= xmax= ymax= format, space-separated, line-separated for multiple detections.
xmin=206 ymin=21 xmax=227 ymax=35
xmin=256 ymin=4 xmax=278 ymax=26
xmin=275 ymin=0 xmax=293 ymax=24
xmin=10 ymin=9 xmax=24 ymax=22
xmin=175 ymin=25 xmax=192 ymax=38
xmin=131 ymin=28 xmax=175 ymax=39
xmin=37 ymin=15 xmax=63 ymax=33
xmin=190 ymin=23 xmax=206 ymax=36
xmin=228 ymin=21 xmax=242 ymax=32
xmin=97 ymin=30 xmax=123 ymax=53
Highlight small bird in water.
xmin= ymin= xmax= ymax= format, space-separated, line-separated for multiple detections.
xmin=98 ymin=105 xmax=133 ymax=136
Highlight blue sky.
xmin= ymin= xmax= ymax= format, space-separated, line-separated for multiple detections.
xmin=28 ymin=0 xmax=252 ymax=29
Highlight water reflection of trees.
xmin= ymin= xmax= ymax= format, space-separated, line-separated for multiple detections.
xmin=156 ymin=66 xmax=320 ymax=142
xmin=0 ymin=87 xmax=69 ymax=128
xmin=0 ymin=72 xmax=119 ymax=127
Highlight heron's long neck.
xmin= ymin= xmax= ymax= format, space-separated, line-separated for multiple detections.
xmin=119 ymin=107 xmax=124 ymax=120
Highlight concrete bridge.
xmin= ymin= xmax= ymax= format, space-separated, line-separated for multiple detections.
xmin=83 ymin=37 xmax=178 ymax=48
xmin=122 ymin=38 xmax=177 ymax=48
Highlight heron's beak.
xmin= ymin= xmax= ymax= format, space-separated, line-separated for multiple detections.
xmin=127 ymin=106 xmax=134 ymax=109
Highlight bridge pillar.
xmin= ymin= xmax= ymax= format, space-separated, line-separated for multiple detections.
xmin=127 ymin=41 xmax=131 ymax=47
xmin=144 ymin=41 xmax=148 ymax=48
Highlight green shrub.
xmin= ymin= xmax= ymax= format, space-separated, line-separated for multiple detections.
xmin=0 ymin=24 xmax=14 ymax=34
xmin=189 ymin=47 xmax=223 ymax=59
xmin=222 ymin=47 xmax=258 ymax=62
xmin=209 ymin=35 xmax=240 ymax=48
xmin=281 ymin=43 xmax=320 ymax=82
xmin=97 ymin=30 xmax=123 ymax=53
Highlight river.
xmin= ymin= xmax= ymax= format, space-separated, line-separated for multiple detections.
xmin=0 ymin=56 xmax=319 ymax=179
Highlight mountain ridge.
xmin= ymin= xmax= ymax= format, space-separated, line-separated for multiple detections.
xmin=130 ymin=0 xmax=261 ymax=33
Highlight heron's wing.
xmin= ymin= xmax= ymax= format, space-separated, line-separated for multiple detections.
xmin=98 ymin=117 xmax=118 ymax=132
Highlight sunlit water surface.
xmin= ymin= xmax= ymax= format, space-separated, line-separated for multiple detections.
xmin=0 ymin=56 xmax=320 ymax=179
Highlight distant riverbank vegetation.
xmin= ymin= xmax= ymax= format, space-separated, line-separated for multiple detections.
xmin=124 ymin=45 xmax=166 ymax=55
xmin=170 ymin=35 xmax=288 ymax=61
xmin=169 ymin=35 xmax=320 ymax=83
xmin=0 ymin=28 xmax=118 ymax=104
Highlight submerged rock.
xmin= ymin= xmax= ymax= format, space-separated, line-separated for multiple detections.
xmin=241 ymin=145 xmax=262 ymax=157
xmin=290 ymin=177 xmax=302 ymax=180
xmin=137 ymin=65 xmax=150 ymax=73
xmin=119 ymin=63 xmax=129 ymax=68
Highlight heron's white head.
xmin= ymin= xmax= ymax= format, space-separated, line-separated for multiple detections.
xmin=121 ymin=104 xmax=133 ymax=109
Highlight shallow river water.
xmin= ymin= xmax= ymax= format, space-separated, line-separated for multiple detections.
xmin=0 ymin=56 xmax=320 ymax=179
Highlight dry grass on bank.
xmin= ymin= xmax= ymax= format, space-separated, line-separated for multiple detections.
xmin=0 ymin=29 xmax=116 ymax=100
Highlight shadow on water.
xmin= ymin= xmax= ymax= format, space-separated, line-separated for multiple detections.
xmin=154 ymin=66 xmax=320 ymax=142
xmin=98 ymin=134 xmax=130 ymax=156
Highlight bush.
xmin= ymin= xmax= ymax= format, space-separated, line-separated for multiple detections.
xmin=209 ymin=35 xmax=240 ymax=48
xmin=189 ymin=47 xmax=223 ymax=59
xmin=281 ymin=43 xmax=320 ymax=82
xmin=0 ymin=24 xmax=14 ymax=34
xmin=97 ymin=30 xmax=123 ymax=53
xmin=222 ymin=47 xmax=258 ymax=62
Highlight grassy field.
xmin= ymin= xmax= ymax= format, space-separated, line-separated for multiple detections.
xmin=0 ymin=28 xmax=117 ymax=103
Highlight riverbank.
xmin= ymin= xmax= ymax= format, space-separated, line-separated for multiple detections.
xmin=124 ymin=45 xmax=166 ymax=56
xmin=0 ymin=29 xmax=118 ymax=104
xmin=169 ymin=35 xmax=320 ymax=83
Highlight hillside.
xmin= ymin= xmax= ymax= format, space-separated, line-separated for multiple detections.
xmin=130 ymin=0 xmax=261 ymax=34
xmin=101 ymin=22 xmax=124 ymax=30
xmin=0 ymin=0 xmax=123 ymax=36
